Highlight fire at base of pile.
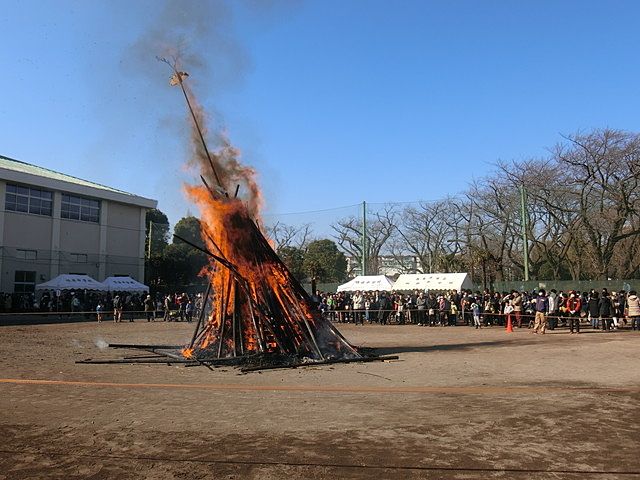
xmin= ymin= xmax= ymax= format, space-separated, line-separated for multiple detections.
xmin=179 ymin=196 xmax=361 ymax=369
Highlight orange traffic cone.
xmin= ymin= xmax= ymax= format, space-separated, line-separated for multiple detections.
xmin=506 ymin=314 xmax=514 ymax=333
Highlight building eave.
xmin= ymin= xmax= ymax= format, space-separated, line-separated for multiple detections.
xmin=0 ymin=165 xmax=157 ymax=209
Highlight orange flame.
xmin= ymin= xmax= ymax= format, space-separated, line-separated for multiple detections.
xmin=176 ymin=70 xmax=359 ymax=362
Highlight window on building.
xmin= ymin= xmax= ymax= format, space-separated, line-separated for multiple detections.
xmin=61 ymin=194 xmax=100 ymax=223
xmin=5 ymin=184 xmax=53 ymax=216
xmin=69 ymin=253 xmax=88 ymax=263
xmin=14 ymin=271 xmax=36 ymax=293
xmin=16 ymin=249 xmax=37 ymax=260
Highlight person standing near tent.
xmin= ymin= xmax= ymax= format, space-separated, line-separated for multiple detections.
xmin=471 ymin=298 xmax=481 ymax=329
xmin=416 ymin=292 xmax=426 ymax=326
xmin=404 ymin=293 xmax=414 ymax=324
xmin=352 ymin=291 xmax=364 ymax=325
xmin=96 ymin=302 xmax=103 ymax=323
xmin=144 ymin=295 xmax=154 ymax=322
xmin=378 ymin=291 xmax=391 ymax=325
xmin=368 ymin=293 xmax=379 ymax=323
xmin=394 ymin=294 xmax=405 ymax=324
xmin=426 ymin=293 xmax=438 ymax=326
xmin=113 ymin=295 xmax=123 ymax=323
xmin=71 ymin=293 xmax=80 ymax=314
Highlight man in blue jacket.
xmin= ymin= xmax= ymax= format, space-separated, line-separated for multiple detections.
xmin=532 ymin=289 xmax=549 ymax=334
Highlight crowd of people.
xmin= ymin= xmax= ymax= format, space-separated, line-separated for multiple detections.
xmin=4 ymin=286 xmax=640 ymax=333
xmin=0 ymin=290 xmax=205 ymax=323
xmin=315 ymin=288 xmax=640 ymax=332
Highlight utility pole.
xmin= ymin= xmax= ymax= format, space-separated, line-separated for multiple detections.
xmin=520 ymin=185 xmax=530 ymax=281
xmin=361 ymin=201 xmax=367 ymax=276
xmin=147 ymin=221 xmax=153 ymax=259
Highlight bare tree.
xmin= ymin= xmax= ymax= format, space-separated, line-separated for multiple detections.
xmin=554 ymin=129 xmax=640 ymax=279
xmin=331 ymin=205 xmax=397 ymax=275
xmin=319 ymin=129 xmax=640 ymax=283
xmin=392 ymin=198 xmax=463 ymax=273
xmin=497 ymin=158 xmax=579 ymax=280
xmin=266 ymin=221 xmax=314 ymax=251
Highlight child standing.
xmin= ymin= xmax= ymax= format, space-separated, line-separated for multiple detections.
xmin=96 ymin=302 xmax=103 ymax=323
xmin=471 ymin=300 xmax=481 ymax=329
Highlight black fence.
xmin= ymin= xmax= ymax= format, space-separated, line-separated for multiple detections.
xmin=323 ymin=308 xmax=632 ymax=329
xmin=0 ymin=308 xmax=202 ymax=326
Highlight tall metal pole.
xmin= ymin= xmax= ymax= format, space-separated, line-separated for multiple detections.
xmin=520 ymin=185 xmax=530 ymax=281
xmin=147 ymin=221 xmax=153 ymax=259
xmin=362 ymin=201 xmax=367 ymax=276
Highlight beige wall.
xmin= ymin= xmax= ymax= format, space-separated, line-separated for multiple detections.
xmin=1 ymin=211 xmax=56 ymax=292
xmin=1 ymin=196 xmax=150 ymax=292
xmin=105 ymin=202 xmax=142 ymax=258
xmin=3 ymin=212 xmax=53 ymax=250
xmin=59 ymin=219 xmax=100 ymax=252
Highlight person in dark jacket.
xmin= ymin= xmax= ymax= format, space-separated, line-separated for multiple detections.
xmin=426 ymin=293 xmax=438 ymax=326
xmin=580 ymin=292 xmax=589 ymax=318
xmin=588 ymin=291 xmax=600 ymax=328
xmin=617 ymin=291 xmax=628 ymax=328
xmin=532 ymin=289 xmax=549 ymax=334
xmin=599 ymin=290 xmax=612 ymax=332
xmin=378 ymin=292 xmax=391 ymax=325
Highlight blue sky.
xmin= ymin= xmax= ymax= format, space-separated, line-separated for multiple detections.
xmin=2 ymin=0 xmax=639 ymax=234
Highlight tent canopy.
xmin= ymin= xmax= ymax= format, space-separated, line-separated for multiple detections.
xmin=102 ymin=276 xmax=149 ymax=293
xmin=336 ymin=275 xmax=395 ymax=292
xmin=392 ymin=273 xmax=473 ymax=292
xmin=35 ymin=274 xmax=107 ymax=291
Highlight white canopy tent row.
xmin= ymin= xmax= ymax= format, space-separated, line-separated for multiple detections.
xmin=392 ymin=273 xmax=474 ymax=293
xmin=35 ymin=274 xmax=150 ymax=293
xmin=35 ymin=274 xmax=107 ymax=292
xmin=336 ymin=275 xmax=395 ymax=292
xmin=101 ymin=276 xmax=149 ymax=293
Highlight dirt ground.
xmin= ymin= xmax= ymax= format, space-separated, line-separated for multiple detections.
xmin=0 ymin=320 xmax=639 ymax=480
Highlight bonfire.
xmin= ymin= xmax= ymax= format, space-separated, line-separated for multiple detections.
xmin=78 ymin=60 xmax=397 ymax=372
xmin=162 ymin=60 xmax=364 ymax=369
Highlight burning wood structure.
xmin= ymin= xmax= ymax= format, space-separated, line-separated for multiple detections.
xmin=161 ymin=59 xmax=363 ymax=368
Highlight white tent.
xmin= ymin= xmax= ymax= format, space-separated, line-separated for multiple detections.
xmin=102 ymin=276 xmax=149 ymax=293
xmin=336 ymin=275 xmax=395 ymax=292
xmin=392 ymin=273 xmax=474 ymax=292
xmin=35 ymin=274 xmax=107 ymax=291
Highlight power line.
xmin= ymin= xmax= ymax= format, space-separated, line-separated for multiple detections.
xmin=262 ymin=198 xmax=455 ymax=217
xmin=262 ymin=203 xmax=361 ymax=217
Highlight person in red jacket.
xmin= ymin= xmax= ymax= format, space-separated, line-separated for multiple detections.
xmin=566 ymin=291 xmax=582 ymax=334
